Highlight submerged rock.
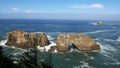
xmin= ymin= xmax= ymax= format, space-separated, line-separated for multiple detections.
xmin=49 ymin=46 xmax=57 ymax=52
xmin=5 ymin=30 xmax=49 ymax=49
xmin=56 ymin=34 xmax=100 ymax=52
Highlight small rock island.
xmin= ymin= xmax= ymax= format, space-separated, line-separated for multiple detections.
xmin=5 ymin=30 xmax=100 ymax=52
xmin=96 ymin=21 xmax=104 ymax=25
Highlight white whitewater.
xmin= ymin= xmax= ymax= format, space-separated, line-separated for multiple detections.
xmin=82 ymin=30 xmax=112 ymax=34
xmin=97 ymin=42 xmax=117 ymax=52
xmin=73 ymin=61 xmax=93 ymax=68
xmin=47 ymin=35 xmax=54 ymax=40
xmin=117 ymin=36 xmax=120 ymax=41
xmin=104 ymin=38 xmax=116 ymax=42
xmin=0 ymin=40 xmax=7 ymax=46
xmin=0 ymin=39 xmax=26 ymax=50
xmin=37 ymin=41 xmax=57 ymax=52
xmin=90 ymin=22 xmax=98 ymax=25
xmin=37 ymin=35 xmax=57 ymax=52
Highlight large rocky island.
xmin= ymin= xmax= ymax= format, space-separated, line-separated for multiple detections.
xmin=5 ymin=30 xmax=49 ymax=49
xmin=5 ymin=30 xmax=100 ymax=52
xmin=56 ymin=34 xmax=100 ymax=52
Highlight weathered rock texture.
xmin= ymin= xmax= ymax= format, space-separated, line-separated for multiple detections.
xmin=39 ymin=32 xmax=49 ymax=47
xmin=5 ymin=30 xmax=49 ymax=49
xmin=56 ymin=34 xmax=100 ymax=52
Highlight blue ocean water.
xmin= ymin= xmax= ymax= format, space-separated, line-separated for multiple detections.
xmin=0 ymin=19 xmax=120 ymax=68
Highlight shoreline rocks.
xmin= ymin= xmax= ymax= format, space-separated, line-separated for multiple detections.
xmin=56 ymin=34 xmax=100 ymax=52
xmin=5 ymin=30 xmax=49 ymax=49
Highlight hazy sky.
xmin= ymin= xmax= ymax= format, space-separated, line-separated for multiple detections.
xmin=0 ymin=0 xmax=120 ymax=20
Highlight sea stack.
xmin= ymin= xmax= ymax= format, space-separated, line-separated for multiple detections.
xmin=5 ymin=30 xmax=49 ymax=49
xmin=56 ymin=34 xmax=100 ymax=52
xmin=96 ymin=21 xmax=104 ymax=25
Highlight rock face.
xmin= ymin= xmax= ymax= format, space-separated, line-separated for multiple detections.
xmin=39 ymin=32 xmax=49 ymax=47
xmin=56 ymin=34 xmax=100 ymax=52
xmin=5 ymin=30 xmax=49 ymax=49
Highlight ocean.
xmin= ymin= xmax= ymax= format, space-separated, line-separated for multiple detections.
xmin=0 ymin=19 xmax=120 ymax=68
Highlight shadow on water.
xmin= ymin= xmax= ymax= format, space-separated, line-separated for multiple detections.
xmin=0 ymin=46 xmax=53 ymax=68
xmin=0 ymin=38 xmax=53 ymax=68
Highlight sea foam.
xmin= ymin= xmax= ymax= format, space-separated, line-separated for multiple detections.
xmin=37 ymin=41 xmax=57 ymax=52
xmin=82 ymin=30 xmax=112 ymax=34
xmin=0 ymin=40 xmax=7 ymax=46
xmin=90 ymin=22 xmax=98 ymax=26
xmin=97 ymin=42 xmax=117 ymax=52
xmin=117 ymin=36 xmax=120 ymax=41
xmin=96 ymin=42 xmax=117 ymax=59
xmin=79 ymin=61 xmax=93 ymax=68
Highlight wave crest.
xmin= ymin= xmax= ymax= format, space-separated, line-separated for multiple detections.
xmin=82 ymin=30 xmax=112 ymax=34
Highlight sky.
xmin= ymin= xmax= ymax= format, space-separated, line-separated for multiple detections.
xmin=0 ymin=0 xmax=120 ymax=20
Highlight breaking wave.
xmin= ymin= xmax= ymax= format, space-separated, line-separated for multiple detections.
xmin=0 ymin=40 xmax=7 ymax=46
xmin=90 ymin=22 xmax=98 ymax=26
xmin=117 ymin=36 xmax=120 ymax=42
xmin=0 ymin=40 xmax=26 ymax=50
xmin=82 ymin=30 xmax=112 ymax=34
xmin=103 ymin=38 xmax=116 ymax=42
xmin=37 ymin=41 xmax=57 ymax=52
xmin=47 ymin=35 xmax=54 ymax=40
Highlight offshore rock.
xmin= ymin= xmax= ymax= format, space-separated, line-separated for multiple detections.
xmin=97 ymin=21 xmax=104 ymax=25
xmin=56 ymin=34 xmax=100 ymax=52
xmin=5 ymin=30 xmax=49 ymax=49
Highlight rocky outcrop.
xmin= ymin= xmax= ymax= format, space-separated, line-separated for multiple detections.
xmin=38 ymin=32 xmax=49 ymax=47
xmin=5 ymin=30 xmax=49 ymax=49
xmin=56 ymin=34 xmax=100 ymax=52
xmin=97 ymin=21 xmax=104 ymax=25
